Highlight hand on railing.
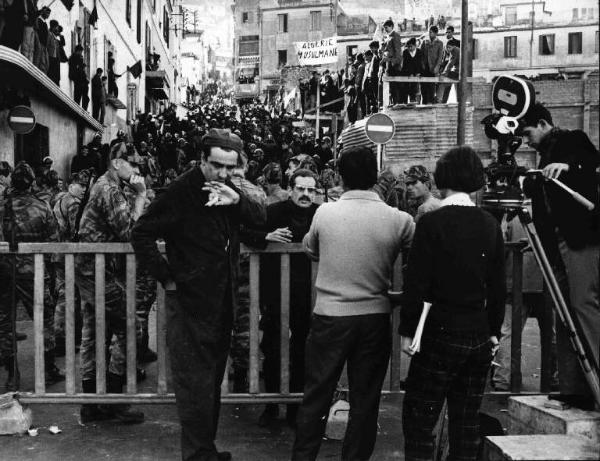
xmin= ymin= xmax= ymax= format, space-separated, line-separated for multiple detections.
xmin=266 ymin=227 xmax=293 ymax=244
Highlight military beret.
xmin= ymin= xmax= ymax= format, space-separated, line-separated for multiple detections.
xmin=202 ymin=128 xmax=243 ymax=154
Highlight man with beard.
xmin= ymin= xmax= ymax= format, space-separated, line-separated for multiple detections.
xmin=132 ymin=129 xmax=266 ymax=461
xmin=243 ymin=169 xmax=319 ymax=427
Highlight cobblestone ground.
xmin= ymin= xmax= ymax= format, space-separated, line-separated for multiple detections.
xmin=0 ymin=315 xmax=542 ymax=460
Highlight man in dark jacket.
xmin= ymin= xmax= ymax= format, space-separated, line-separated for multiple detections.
xmin=91 ymin=68 xmax=106 ymax=123
xmin=131 ymin=129 xmax=266 ymax=461
xmin=69 ymin=45 xmax=89 ymax=109
xmin=381 ymin=19 xmax=403 ymax=105
xmin=522 ymin=103 xmax=600 ymax=410
xmin=243 ymin=169 xmax=319 ymax=427
xmin=399 ymin=37 xmax=423 ymax=103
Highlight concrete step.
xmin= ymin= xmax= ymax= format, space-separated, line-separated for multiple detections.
xmin=484 ymin=435 xmax=600 ymax=461
xmin=508 ymin=395 xmax=600 ymax=444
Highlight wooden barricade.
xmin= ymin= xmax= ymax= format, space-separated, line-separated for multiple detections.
xmin=9 ymin=240 xmax=550 ymax=404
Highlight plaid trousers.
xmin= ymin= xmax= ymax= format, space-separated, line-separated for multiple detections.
xmin=403 ymin=329 xmax=493 ymax=461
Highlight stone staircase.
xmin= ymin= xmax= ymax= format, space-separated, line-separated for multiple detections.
xmin=484 ymin=395 xmax=600 ymax=460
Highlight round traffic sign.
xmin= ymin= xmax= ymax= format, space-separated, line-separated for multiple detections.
xmin=8 ymin=105 xmax=36 ymax=134
xmin=365 ymin=113 xmax=395 ymax=145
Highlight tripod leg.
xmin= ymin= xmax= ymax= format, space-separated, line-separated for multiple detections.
xmin=517 ymin=209 xmax=600 ymax=407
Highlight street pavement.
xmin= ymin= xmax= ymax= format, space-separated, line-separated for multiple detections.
xmin=0 ymin=315 xmax=544 ymax=460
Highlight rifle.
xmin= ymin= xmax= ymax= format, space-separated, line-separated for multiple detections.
xmin=72 ymin=169 xmax=97 ymax=242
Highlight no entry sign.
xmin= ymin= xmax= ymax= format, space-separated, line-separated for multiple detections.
xmin=365 ymin=113 xmax=395 ymax=145
xmin=8 ymin=106 xmax=36 ymax=134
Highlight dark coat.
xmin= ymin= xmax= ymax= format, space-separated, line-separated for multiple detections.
xmin=400 ymin=48 xmax=423 ymax=76
xmin=131 ymin=167 xmax=266 ymax=336
xmin=525 ymin=128 xmax=600 ymax=251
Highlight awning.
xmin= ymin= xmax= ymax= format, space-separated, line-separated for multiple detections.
xmin=146 ymin=69 xmax=170 ymax=92
xmin=106 ymin=97 xmax=127 ymax=109
xmin=238 ymin=55 xmax=260 ymax=65
xmin=0 ymin=45 xmax=102 ymax=131
xmin=150 ymin=88 xmax=169 ymax=100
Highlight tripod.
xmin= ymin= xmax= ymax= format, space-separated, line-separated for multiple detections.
xmin=500 ymin=203 xmax=600 ymax=408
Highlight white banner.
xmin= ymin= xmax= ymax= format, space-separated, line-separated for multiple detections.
xmin=295 ymin=37 xmax=338 ymax=66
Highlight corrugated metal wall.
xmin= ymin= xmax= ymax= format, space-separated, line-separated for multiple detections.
xmin=340 ymin=104 xmax=474 ymax=173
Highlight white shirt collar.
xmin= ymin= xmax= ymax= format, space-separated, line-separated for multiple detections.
xmin=440 ymin=192 xmax=475 ymax=207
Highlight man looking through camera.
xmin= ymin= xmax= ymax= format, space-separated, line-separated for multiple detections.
xmin=521 ymin=103 xmax=600 ymax=410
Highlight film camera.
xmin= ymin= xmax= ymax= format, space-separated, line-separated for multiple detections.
xmin=481 ymin=75 xmax=535 ymax=209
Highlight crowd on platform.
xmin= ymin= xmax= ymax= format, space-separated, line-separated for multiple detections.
xmin=295 ymin=20 xmax=462 ymax=125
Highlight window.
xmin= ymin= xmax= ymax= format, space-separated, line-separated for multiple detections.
xmin=278 ymin=49 xmax=287 ymax=67
xmin=126 ymin=0 xmax=132 ymax=26
xmin=596 ymin=31 xmax=599 ymax=53
xmin=163 ymin=7 xmax=169 ymax=46
xmin=239 ymin=35 xmax=259 ymax=56
xmin=504 ymin=36 xmax=517 ymax=57
xmin=136 ymin=0 xmax=142 ymax=44
xmin=568 ymin=32 xmax=582 ymax=54
xmin=539 ymin=34 xmax=555 ymax=55
xmin=472 ymin=38 xmax=478 ymax=60
xmin=505 ymin=6 xmax=517 ymax=26
xmin=581 ymin=8 xmax=587 ymax=18
xmin=572 ymin=8 xmax=578 ymax=20
xmin=242 ymin=12 xmax=249 ymax=23
xmin=310 ymin=11 xmax=321 ymax=31
xmin=278 ymin=14 xmax=288 ymax=33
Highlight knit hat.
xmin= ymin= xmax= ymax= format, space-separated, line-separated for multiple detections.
xmin=202 ymin=128 xmax=243 ymax=154
xmin=404 ymin=165 xmax=431 ymax=183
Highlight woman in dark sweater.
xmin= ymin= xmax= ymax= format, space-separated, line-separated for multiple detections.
xmin=400 ymin=146 xmax=506 ymax=461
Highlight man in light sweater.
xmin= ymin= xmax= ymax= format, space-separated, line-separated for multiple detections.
xmin=291 ymin=147 xmax=415 ymax=461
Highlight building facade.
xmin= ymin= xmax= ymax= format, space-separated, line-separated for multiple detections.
xmin=0 ymin=0 xmax=182 ymax=178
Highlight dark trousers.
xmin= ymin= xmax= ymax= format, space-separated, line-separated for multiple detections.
xmin=399 ymin=81 xmax=420 ymax=103
xmin=420 ymin=71 xmax=437 ymax=104
xmin=292 ymin=314 xmax=391 ymax=461
xmin=167 ymin=288 xmax=232 ymax=461
xmin=403 ymin=329 xmax=492 ymax=461
xmin=357 ymin=88 xmax=366 ymax=118
xmin=48 ymin=57 xmax=60 ymax=85
xmin=74 ymin=82 xmax=90 ymax=110
xmin=92 ymin=98 xmax=106 ymax=124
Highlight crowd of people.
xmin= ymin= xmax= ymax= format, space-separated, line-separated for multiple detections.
xmin=295 ymin=21 xmax=462 ymax=125
xmin=0 ymin=88 xmax=598 ymax=461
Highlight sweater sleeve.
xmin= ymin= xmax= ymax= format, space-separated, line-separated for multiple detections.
xmin=486 ymin=221 xmax=507 ymax=338
xmin=398 ymin=216 xmax=434 ymax=337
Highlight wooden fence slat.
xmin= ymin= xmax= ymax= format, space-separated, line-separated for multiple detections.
xmin=33 ymin=254 xmax=45 ymax=394
xmin=64 ymin=254 xmax=76 ymax=395
xmin=510 ymin=248 xmax=524 ymax=394
xmin=126 ymin=255 xmax=137 ymax=394
xmin=249 ymin=254 xmax=260 ymax=394
xmin=95 ymin=254 xmax=106 ymax=393
xmin=280 ymin=254 xmax=291 ymax=395
xmin=156 ymin=283 xmax=168 ymax=395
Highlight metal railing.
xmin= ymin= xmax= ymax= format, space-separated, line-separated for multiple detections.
xmin=3 ymin=241 xmax=550 ymax=404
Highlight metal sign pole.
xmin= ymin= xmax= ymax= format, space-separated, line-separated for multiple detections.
xmin=377 ymin=144 xmax=383 ymax=172
xmin=316 ymin=84 xmax=321 ymax=138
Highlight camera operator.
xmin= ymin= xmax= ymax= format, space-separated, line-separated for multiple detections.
xmin=521 ymin=103 xmax=600 ymax=410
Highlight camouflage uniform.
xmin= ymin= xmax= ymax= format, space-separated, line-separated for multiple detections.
xmin=76 ymin=172 xmax=136 ymax=381
xmin=230 ymin=175 xmax=266 ymax=384
xmin=52 ymin=191 xmax=83 ymax=343
xmin=0 ymin=188 xmax=59 ymax=361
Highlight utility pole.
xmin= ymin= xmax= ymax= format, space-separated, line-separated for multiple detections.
xmin=529 ymin=0 xmax=535 ymax=68
xmin=457 ymin=0 xmax=469 ymax=145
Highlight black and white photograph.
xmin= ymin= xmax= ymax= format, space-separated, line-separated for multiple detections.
xmin=0 ymin=0 xmax=598 ymax=460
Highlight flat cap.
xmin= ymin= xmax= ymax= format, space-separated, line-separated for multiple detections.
xmin=202 ymin=128 xmax=243 ymax=154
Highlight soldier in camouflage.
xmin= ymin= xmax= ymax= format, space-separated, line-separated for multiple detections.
xmin=52 ymin=172 xmax=88 ymax=356
xmin=231 ymin=153 xmax=266 ymax=392
xmin=76 ymin=144 xmax=147 ymax=424
xmin=0 ymin=162 xmax=63 ymax=391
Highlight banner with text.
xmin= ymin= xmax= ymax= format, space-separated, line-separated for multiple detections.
xmin=295 ymin=37 xmax=338 ymax=66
